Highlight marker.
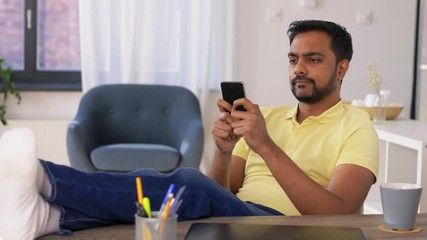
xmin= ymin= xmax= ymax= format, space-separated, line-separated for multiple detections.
xmin=143 ymin=197 xmax=152 ymax=218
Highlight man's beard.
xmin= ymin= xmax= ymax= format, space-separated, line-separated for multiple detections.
xmin=291 ymin=71 xmax=338 ymax=104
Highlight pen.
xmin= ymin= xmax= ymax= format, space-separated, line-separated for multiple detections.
xmin=143 ymin=197 xmax=152 ymax=218
xmin=136 ymin=177 xmax=144 ymax=205
xmin=157 ymin=194 xmax=173 ymax=240
xmin=162 ymin=193 xmax=174 ymax=219
xmin=159 ymin=184 xmax=175 ymax=214
xmin=170 ymin=185 xmax=186 ymax=215
xmin=173 ymin=185 xmax=186 ymax=205
xmin=170 ymin=199 xmax=182 ymax=216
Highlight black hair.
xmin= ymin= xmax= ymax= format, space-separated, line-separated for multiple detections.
xmin=287 ymin=20 xmax=353 ymax=62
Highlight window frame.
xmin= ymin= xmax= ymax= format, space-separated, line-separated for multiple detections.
xmin=12 ymin=0 xmax=81 ymax=91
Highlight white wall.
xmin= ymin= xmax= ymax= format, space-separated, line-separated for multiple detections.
xmin=234 ymin=0 xmax=417 ymax=119
xmin=6 ymin=91 xmax=81 ymax=120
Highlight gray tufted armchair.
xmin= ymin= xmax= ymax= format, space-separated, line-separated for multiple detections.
xmin=66 ymin=84 xmax=204 ymax=172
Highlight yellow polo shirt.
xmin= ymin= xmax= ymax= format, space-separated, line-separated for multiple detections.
xmin=234 ymin=101 xmax=379 ymax=215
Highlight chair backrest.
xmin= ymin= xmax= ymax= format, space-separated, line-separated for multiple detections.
xmin=76 ymin=84 xmax=202 ymax=148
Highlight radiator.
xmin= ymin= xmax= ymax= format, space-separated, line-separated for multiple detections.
xmin=4 ymin=119 xmax=213 ymax=171
xmin=5 ymin=119 xmax=71 ymax=166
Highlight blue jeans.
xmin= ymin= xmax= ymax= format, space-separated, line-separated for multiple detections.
xmin=40 ymin=160 xmax=283 ymax=233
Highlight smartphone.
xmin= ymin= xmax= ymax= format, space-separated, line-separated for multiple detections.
xmin=221 ymin=81 xmax=246 ymax=111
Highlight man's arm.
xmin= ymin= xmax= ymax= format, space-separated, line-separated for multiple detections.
xmin=257 ymin=141 xmax=374 ymax=214
xmin=207 ymin=149 xmax=233 ymax=189
xmin=207 ymin=99 xmax=246 ymax=193
xmin=207 ymin=150 xmax=245 ymax=194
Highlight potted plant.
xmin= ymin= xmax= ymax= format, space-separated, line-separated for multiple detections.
xmin=365 ymin=61 xmax=386 ymax=123
xmin=365 ymin=61 xmax=382 ymax=96
xmin=0 ymin=58 xmax=21 ymax=125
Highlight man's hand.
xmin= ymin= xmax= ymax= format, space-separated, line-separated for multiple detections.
xmin=211 ymin=99 xmax=242 ymax=153
xmin=228 ymin=98 xmax=274 ymax=155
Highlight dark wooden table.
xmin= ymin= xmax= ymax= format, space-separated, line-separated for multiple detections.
xmin=39 ymin=213 xmax=427 ymax=240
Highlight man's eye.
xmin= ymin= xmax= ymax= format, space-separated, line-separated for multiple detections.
xmin=289 ymin=59 xmax=297 ymax=64
xmin=309 ymin=58 xmax=321 ymax=63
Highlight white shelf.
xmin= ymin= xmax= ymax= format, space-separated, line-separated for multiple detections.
xmin=364 ymin=119 xmax=427 ymax=213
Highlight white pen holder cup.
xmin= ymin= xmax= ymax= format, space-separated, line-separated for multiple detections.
xmin=135 ymin=211 xmax=177 ymax=240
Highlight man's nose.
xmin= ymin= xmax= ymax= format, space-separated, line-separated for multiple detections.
xmin=293 ymin=61 xmax=307 ymax=76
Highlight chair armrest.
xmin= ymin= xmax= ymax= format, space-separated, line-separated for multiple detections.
xmin=66 ymin=120 xmax=97 ymax=172
xmin=177 ymin=119 xmax=204 ymax=169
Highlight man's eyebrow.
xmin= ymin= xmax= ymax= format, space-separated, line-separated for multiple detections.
xmin=287 ymin=51 xmax=325 ymax=57
xmin=287 ymin=52 xmax=297 ymax=57
xmin=304 ymin=51 xmax=325 ymax=57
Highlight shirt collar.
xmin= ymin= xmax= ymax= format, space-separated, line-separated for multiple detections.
xmin=283 ymin=100 xmax=345 ymax=124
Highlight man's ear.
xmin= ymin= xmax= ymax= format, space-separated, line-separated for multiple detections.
xmin=337 ymin=59 xmax=350 ymax=81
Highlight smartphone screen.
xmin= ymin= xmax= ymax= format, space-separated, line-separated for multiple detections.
xmin=221 ymin=81 xmax=246 ymax=111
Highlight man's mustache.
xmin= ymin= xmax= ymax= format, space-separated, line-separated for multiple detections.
xmin=291 ymin=76 xmax=315 ymax=85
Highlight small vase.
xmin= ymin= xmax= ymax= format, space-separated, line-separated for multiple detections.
xmin=373 ymin=93 xmax=386 ymax=124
